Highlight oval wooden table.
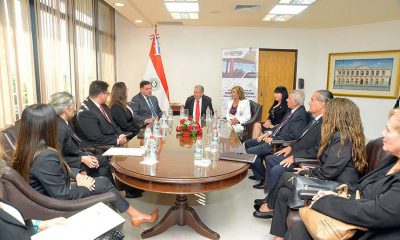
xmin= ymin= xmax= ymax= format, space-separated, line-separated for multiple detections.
xmin=111 ymin=118 xmax=252 ymax=239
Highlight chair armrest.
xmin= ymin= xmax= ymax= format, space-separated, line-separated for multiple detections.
xmin=295 ymin=158 xmax=319 ymax=164
xmin=80 ymin=147 xmax=95 ymax=153
xmin=299 ymin=163 xmax=318 ymax=169
xmin=298 ymin=189 xmax=319 ymax=206
xmin=95 ymin=145 xmax=114 ymax=150
xmin=271 ymin=139 xmax=296 ymax=145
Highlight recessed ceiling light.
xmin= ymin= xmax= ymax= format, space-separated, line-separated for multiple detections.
xmin=262 ymin=14 xmax=294 ymax=22
xmin=165 ymin=2 xmax=199 ymax=12
xmin=269 ymin=5 xmax=308 ymax=15
xmin=279 ymin=0 xmax=316 ymax=4
xmin=134 ymin=19 xmax=143 ymax=23
xmin=114 ymin=2 xmax=124 ymax=7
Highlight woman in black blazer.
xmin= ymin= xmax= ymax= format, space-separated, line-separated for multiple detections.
xmin=254 ymin=98 xmax=368 ymax=240
xmin=286 ymin=108 xmax=400 ymax=240
xmin=252 ymin=86 xmax=288 ymax=138
xmin=12 ymin=104 xmax=157 ymax=228
xmin=109 ymin=82 xmax=140 ymax=138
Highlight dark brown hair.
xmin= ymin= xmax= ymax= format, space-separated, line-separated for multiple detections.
xmin=108 ymin=82 xmax=128 ymax=108
xmin=12 ymin=104 xmax=71 ymax=182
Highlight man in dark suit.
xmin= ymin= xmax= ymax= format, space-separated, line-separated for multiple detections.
xmin=252 ymin=90 xmax=333 ymax=218
xmin=245 ymin=90 xmax=308 ymax=188
xmin=76 ymin=81 xmax=127 ymax=148
xmin=184 ymin=85 xmax=214 ymax=122
xmin=131 ymin=80 xmax=163 ymax=127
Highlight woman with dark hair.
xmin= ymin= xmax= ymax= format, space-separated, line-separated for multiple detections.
xmin=286 ymin=108 xmax=400 ymax=240
xmin=12 ymin=104 xmax=157 ymax=228
xmin=109 ymin=82 xmax=140 ymax=138
xmin=255 ymin=98 xmax=368 ymax=240
xmin=252 ymin=86 xmax=288 ymax=138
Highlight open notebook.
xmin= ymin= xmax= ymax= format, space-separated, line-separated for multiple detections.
xmin=31 ymin=202 xmax=125 ymax=240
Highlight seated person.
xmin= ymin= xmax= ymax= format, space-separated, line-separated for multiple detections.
xmin=76 ymin=80 xmax=127 ymax=148
xmin=286 ymin=108 xmax=400 ymax=240
xmin=258 ymin=98 xmax=368 ymax=240
xmin=245 ymin=90 xmax=307 ymax=188
xmin=109 ymin=82 xmax=140 ymax=138
xmin=252 ymin=86 xmax=288 ymax=139
xmin=12 ymin=104 xmax=158 ymax=229
xmin=131 ymin=80 xmax=163 ymax=127
xmin=50 ymin=92 xmax=114 ymax=184
xmin=226 ymin=86 xmax=251 ymax=135
xmin=184 ymin=85 xmax=214 ymax=122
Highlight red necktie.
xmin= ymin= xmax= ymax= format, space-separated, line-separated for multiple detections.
xmin=100 ymin=105 xmax=112 ymax=124
xmin=195 ymin=100 xmax=200 ymax=123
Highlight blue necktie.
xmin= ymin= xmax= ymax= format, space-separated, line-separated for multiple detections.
xmin=146 ymin=97 xmax=157 ymax=118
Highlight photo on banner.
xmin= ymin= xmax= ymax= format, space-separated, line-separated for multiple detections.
xmin=221 ymin=48 xmax=259 ymax=114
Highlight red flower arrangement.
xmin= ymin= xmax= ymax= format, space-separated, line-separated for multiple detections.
xmin=176 ymin=117 xmax=202 ymax=137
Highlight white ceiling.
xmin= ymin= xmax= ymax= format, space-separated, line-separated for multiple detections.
xmin=104 ymin=0 xmax=400 ymax=29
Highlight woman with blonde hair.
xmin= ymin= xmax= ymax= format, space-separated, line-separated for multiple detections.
xmin=286 ymin=108 xmax=400 ymax=239
xmin=12 ymin=104 xmax=157 ymax=229
xmin=226 ymin=86 xmax=251 ymax=135
xmin=254 ymin=98 xmax=367 ymax=240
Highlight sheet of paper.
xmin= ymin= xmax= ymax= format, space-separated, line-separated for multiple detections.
xmin=102 ymin=147 xmax=145 ymax=156
xmin=32 ymin=202 xmax=125 ymax=240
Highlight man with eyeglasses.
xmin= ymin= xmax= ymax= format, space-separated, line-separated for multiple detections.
xmin=76 ymin=80 xmax=127 ymax=148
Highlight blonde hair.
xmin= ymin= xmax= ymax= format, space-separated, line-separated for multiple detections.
xmin=389 ymin=108 xmax=400 ymax=132
xmin=231 ymin=86 xmax=245 ymax=100
xmin=318 ymin=98 xmax=367 ymax=173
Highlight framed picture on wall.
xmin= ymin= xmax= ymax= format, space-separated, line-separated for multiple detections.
xmin=327 ymin=50 xmax=400 ymax=98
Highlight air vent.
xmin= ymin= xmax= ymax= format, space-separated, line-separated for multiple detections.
xmin=157 ymin=21 xmax=183 ymax=25
xmin=234 ymin=4 xmax=261 ymax=12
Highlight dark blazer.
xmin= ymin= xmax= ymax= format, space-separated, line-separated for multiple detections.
xmin=303 ymin=132 xmax=359 ymax=186
xmin=57 ymin=116 xmax=86 ymax=169
xmin=76 ymin=98 xmax=122 ymax=147
xmin=272 ymin=105 xmax=307 ymax=141
xmin=110 ymin=102 xmax=140 ymax=136
xmin=267 ymin=103 xmax=288 ymax=125
xmin=130 ymin=93 xmax=163 ymax=127
xmin=312 ymin=155 xmax=400 ymax=240
xmin=0 ymin=199 xmax=33 ymax=240
xmin=291 ymin=117 xmax=322 ymax=159
xmin=184 ymin=95 xmax=214 ymax=118
xmin=29 ymin=149 xmax=91 ymax=200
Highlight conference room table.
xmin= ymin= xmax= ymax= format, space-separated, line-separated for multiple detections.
xmin=110 ymin=117 xmax=253 ymax=239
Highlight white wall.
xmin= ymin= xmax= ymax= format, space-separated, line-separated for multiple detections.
xmin=115 ymin=14 xmax=400 ymax=139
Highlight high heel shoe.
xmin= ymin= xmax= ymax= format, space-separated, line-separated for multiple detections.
xmin=131 ymin=209 xmax=159 ymax=228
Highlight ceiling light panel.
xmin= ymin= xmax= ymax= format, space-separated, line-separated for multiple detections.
xmin=269 ymin=5 xmax=308 ymax=15
xmin=165 ymin=2 xmax=199 ymax=12
xmin=262 ymin=14 xmax=294 ymax=22
xmin=279 ymin=0 xmax=316 ymax=4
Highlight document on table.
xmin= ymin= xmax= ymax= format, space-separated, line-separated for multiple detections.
xmin=102 ymin=147 xmax=146 ymax=156
xmin=31 ymin=202 xmax=125 ymax=240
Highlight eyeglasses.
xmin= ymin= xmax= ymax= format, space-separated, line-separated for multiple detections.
xmin=103 ymin=91 xmax=110 ymax=96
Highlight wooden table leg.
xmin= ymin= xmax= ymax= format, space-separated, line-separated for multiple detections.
xmin=141 ymin=194 xmax=220 ymax=239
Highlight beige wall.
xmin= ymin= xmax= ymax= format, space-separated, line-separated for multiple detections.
xmin=115 ymin=14 xmax=400 ymax=139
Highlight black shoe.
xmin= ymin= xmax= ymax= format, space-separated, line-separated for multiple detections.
xmin=254 ymin=196 xmax=268 ymax=206
xmin=248 ymin=175 xmax=256 ymax=180
xmin=254 ymin=204 xmax=260 ymax=211
xmin=125 ymin=190 xmax=143 ymax=199
xmin=253 ymin=181 xmax=265 ymax=189
xmin=253 ymin=210 xmax=274 ymax=219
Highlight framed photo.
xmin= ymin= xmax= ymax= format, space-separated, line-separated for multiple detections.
xmin=327 ymin=50 xmax=400 ymax=98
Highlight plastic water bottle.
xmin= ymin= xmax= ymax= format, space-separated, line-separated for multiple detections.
xmin=168 ymin=106 xmax=174 ymax=120
xmin=216 ymin=117 xmax=222 ymax=135
xmin=180 ymin=105 xmax=184 ymax=119
xmin=210 ymin=128 xmax=219 ymax=151
xmin=153 ymin=118 xmax=160 ymax=137
xmin=206 ymin=106 xmax=211 ymax=121
xmin=160 ymin=112 xmax=168 ymax=128
xmin=194 ymin=136 xmax=203 ymax=161
xmin=148 ymin=135 xmax=157 ymax=161
xmin=144 ymin=125 xmax=152 ymax=148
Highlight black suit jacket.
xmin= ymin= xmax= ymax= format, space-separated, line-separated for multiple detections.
xmin=272 ymin=106 xmax=307 ymax=141
xmin=184 ymin=95 xmax=214 ymax=118
xmin=0 ymin=199 xmax=32 ymax=240
xmin=130 ymin=93 xmax=163 ymax=126
xmin=29 ymin=149 xmax=91 ymax=200
xmin=291 ymin=117 xmax=322 ymax=159
xmin=57 ymin=116 xmax=87 ymax=169
xmin=304 ymin=132 xmax=359 ymax=186
xmin=110 ymin=102 xmax=140 ymax=136
xmin=267 ymin=104 xmax=288 ymax=125
xmin=76 ymin=98 xmax=122 ymax=147
xmin=313 ymin=155 xmax=400 ymax=240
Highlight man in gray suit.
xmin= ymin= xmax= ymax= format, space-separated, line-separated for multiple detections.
xmin=131 ymin=80 xmax=163 ymax=127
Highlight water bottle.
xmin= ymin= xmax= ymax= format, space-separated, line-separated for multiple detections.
xmin=148 ymin=135 xmax=157 ymax=161
xmin=168 ymin=106 xmax=174 ymax=120
xmin=216 ymin=117 xmax=222 ymax=135
xmin=144 ymin=125 xmax=152 ymax=149
xmin=206 ymin=106 xmax=211 ymax=121
xmin=180 ymin=105 xmax=184 ymax=119
xmin=153 ymin=118 xmax=160 ymax=137
xmin=160 ymin=112 xmax=168 ymax=128
xmin=194 ymin=136 xmax=203 ymax=161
